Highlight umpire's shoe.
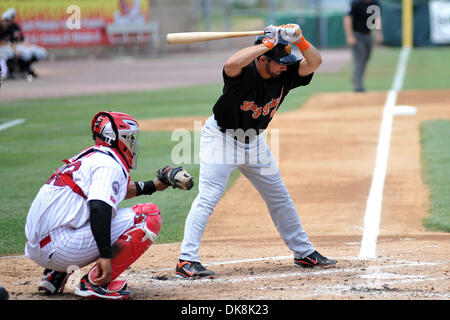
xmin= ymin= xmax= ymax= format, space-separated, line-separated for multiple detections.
xmin=294 ymin=250 xmax=337 ymax=269
xmin=176 ymin=260 xmax=216 ymax=279
xmin=38 ymin=269 xmax=70 ymax=294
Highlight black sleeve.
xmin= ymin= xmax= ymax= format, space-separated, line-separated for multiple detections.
xmin=11 ymin=23 xmax=24 ymax=42
xmin=222 ymin=64 xmax=253 ymax=88
xmin=286 ymin=60 xmax=314 ymax=90
xmin=88 ymin=200 xmax=113 ymax=259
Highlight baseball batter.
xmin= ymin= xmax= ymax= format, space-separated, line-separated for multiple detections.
xmin=176 ymin=24 xmax=337 ymax=279
xmin=25 ymin=111 xmax=193 ymax=299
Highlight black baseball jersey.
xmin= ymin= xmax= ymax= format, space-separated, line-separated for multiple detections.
xmin=346 ymin=0 xmax=380 ymax=34
xmin=6 ymin=22 xmax=24 ymax=43
xmin=213 ymin=60 xmax=313 ymax=133
xmin=0 ymin=24 xmax=9 ymax=42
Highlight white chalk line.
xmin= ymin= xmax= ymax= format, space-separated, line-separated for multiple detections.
xmin=127 ymin=255 xmax=446 ymax=288
xmin=0 ymin=118 xmax=26 ymax=131
xmin=125 ymin=259 xmax=447 ymax=298
xmin=359 ymin=47 xmax=412 ymax=259
xmin=4 ymin=250 xmax=447 ymax=297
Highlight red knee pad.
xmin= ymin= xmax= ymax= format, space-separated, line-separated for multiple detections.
xmin=89 ymin=203 xmax=162 ymax=283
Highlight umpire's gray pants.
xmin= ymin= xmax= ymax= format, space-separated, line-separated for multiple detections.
xmin=351 ymin=32 xmax=373 ymax=92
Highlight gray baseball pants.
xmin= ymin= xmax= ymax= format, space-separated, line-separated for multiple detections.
xmin=351 ymin=31 xmax=373 ymax=92
xmin=179 ymin=115 xmax=315 ymax=262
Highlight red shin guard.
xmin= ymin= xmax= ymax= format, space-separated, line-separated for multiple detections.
xmin=88 ymin=203 xmax=162 ymax=284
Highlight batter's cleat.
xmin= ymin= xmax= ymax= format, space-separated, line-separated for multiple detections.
xmin=74 ymin=275 xmax=132 ymax=300
xmin=176 ymin=260 xmax=216 ymax=279
xmin=294 ymin=250 xmax=337 ymax=269
xmin=38 ymin=269 xmax=70 ymax=295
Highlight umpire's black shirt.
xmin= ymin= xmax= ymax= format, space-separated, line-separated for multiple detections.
xmin=347 ymin=0 xmax=380 ymax=34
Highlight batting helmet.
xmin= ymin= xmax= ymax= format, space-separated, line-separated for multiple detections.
xmin=255 ymin=35 xmax=300 ymax=65
xmin=91 ymin=111 xmax=140 ymax=170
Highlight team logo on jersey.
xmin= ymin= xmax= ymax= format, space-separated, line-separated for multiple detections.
xmin=112 ymin=181 xmax=120 ymax=195
xmin=240 ymin=87 xmax=284 ymax=119
xmin=240 ymin=98 xmax=280 ymax=119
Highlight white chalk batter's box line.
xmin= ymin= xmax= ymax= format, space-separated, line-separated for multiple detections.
xmin=141 ymin=253 xmax=448 ymax=273
xmin=59 ymin=254 xmax=450 ymax=299
xmin=3 ymin=252 xmax=448 ymax=298
xmin=138 ymin=258 xmax=445 ymax=283
xmin=121 ymin=255 xmax=449 ymax=297
xmin=140 ymin=257 xmax=449 ymax=299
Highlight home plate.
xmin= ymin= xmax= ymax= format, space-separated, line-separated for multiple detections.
xmin=393 ymin=105 xmax=417 ymax=116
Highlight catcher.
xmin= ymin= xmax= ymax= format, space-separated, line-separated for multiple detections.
xmin=25 ymin=111 xmax=193 ymax=300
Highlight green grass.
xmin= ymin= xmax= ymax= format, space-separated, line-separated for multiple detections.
xmin=420 ymin=120 xmax=450 ymax=232
xmin=0 ymin=81 xmax=280 ymax=254
xmin=281 ymin=47 xmax=404 ymax=112
xmin=0 ymin=84 xmax=221 ymax=254
xmin=403 ymin=47 xmax=450 ymax=90
xmin=1 ymin=46 xmax=449 ymax=254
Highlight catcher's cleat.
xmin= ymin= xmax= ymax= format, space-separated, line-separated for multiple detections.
xmin=74 ymin=275 xmax=132 ymax=300
xmin=176 ymin=260 xmax=216 ymax=280
xmin=38 ymin=269 xmax=70 ymax=295
xmin=294 ymin=250 xmax=337 ymax=269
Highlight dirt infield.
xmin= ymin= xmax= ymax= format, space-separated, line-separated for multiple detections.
xmin=1 ymin=89 xmax=449 ymax=301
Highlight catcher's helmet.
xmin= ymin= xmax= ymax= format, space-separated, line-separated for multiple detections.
xmin=255 ymin=35 xmax=300 ymax=65
xmin=91 ymin=111 xmax=140 ymax=170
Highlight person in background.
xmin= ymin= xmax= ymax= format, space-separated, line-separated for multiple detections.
xmin=0 ymin=14 xmax=15 ymax=79
xmin=1 ymin=8 xmax=47 ymax=79
xmin=343 ymin=0 xmax=383 ymax=92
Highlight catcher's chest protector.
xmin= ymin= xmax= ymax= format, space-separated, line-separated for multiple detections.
xmin=88 ymin=203 xmax=162 ymax=282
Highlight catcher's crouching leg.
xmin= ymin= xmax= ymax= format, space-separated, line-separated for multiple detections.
xmin=87 ymin=203 xmax=162 ymax=285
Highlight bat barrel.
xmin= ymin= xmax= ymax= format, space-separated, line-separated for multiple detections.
xmin=167 ymin=31 xmax=264 ymax=44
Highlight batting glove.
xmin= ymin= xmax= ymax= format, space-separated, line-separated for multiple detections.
xmin=280 ymin=24 xmax=303 ymax=43
xmin=262 ymin=24 xmax=281 ymax=49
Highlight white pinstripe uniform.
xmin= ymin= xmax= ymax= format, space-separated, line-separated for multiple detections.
xmin=25 ymin=145 xmax=135 ymax=272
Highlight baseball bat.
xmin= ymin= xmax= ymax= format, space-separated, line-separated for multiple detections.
xmin=167 ymin=31 xmax=265 ymax=44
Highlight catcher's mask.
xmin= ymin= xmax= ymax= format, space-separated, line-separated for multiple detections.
xmin=255 ymin=35 xmax=300 ymax=65
xmin=91 ymin=111 xmax=140 ymax=170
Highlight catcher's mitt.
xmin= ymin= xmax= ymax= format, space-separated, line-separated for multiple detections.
xmin=156 ymin=166 xmax=194 ymax=190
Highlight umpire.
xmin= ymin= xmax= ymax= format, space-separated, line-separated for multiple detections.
xmin=344 ymin=0 xmax=383 ymax=92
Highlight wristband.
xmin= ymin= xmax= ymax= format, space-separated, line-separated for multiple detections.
xmin=135 ymin=180 xmax=156 ymax=196
xmin=294 ymin=36 xmax=311 ymax=51
xmin=262 ymin=37 xmax=277 ymax=50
